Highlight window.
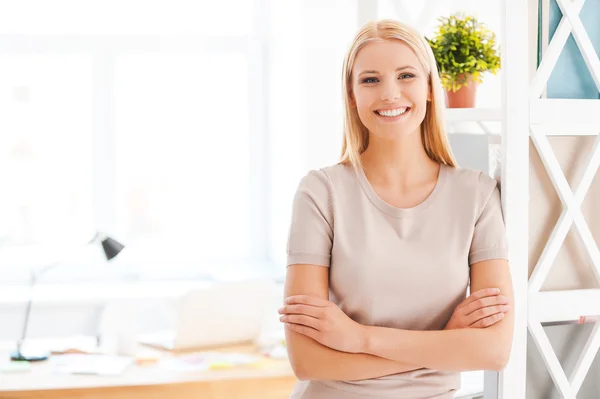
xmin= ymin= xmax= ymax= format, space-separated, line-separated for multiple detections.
xmin=0 ymin=0 xmax=254 ymax=36
xmin=1 ymin=1 xmax=500 ymax=284
xmin=114 ymin=53 xmax=253 ymax=273
xmin=0 ymin=54 xmax=95 ymax=282
xmin=0 ymin=0 xmax=268 ymax=283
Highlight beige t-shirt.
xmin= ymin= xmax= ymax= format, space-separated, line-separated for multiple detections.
xmin=286 ymin=162 xmax=509 ymax=399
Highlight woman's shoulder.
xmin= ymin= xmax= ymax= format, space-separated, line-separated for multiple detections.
xmin=296 ymin=162 xmax=354 ymax=192
xmin=292 ymin=163 xmax=352 ymax=219
xmin=444 ymin=165 xmax=500 ymax=203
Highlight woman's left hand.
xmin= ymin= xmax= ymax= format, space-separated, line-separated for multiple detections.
xmin=278 ymin=295 xmax=366 ymax=354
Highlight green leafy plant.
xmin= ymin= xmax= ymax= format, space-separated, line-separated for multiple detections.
xmin=426 ymin=14 xmax=501 ymax=92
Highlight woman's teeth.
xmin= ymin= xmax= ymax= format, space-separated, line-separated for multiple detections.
xmin=376 ymin=107 xmax=409 ymax=117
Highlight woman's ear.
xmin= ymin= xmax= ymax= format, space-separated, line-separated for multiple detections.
xmin=349 ymin=91 xmax=357 ymax=108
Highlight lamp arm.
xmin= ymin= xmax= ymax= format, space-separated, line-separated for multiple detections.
xmin=17 ymin=260 xmax=62 ymax=353
xmin=17 ymin=232 xmax=120 ymax=353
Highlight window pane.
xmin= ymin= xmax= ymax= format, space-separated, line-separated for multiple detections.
xmin=0 ymin=0 xmax=253 ymax=36
xmin=0 ymin=54 xmax=94 ymax=249
xmin=114 ymin=53 xmax=251 ymax=267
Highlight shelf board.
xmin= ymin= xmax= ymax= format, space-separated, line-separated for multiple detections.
xmin=531 ymin=98 xmax=600 ymax=126
xmin=444 ymin=107 xmax=501 ymax=122
xmin=530 ymin=288 xmax=600 ymax=323
xmin=443 ymin=101 xmax=600 ymax=136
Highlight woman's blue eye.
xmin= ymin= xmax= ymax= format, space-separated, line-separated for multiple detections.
xmin=361 ymin=74 xmax=414 ymax=84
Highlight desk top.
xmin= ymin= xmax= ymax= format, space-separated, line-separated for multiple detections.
xmin=0 ymin=340 xmax=294 ymax=393
xmin=0 ymin=339 xmax=483 ymax=398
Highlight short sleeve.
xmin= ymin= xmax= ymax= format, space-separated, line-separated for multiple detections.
xmin=468 ymin=173 xmax=509 ymax=265
xmin=286 ymin=170 xmax=334 ymax=267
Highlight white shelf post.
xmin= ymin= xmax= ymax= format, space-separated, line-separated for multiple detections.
xmin=486 ymin=0 xmax=530 ymax=398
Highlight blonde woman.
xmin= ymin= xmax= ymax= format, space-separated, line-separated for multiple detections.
xmin=278 ymin=19 xmax=514 ymax=399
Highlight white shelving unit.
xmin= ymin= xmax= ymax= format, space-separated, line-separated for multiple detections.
xmin=526 ymin=0 xmax=600 ymax=396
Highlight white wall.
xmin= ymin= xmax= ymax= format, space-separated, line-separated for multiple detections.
xmin=267 ymin=0 xmax=357 ymax=271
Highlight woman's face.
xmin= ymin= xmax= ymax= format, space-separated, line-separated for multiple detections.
xmin=351 ymin=39 xmax=430 ymax=140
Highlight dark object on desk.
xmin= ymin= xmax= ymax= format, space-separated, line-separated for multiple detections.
xmin=10 ymin=232 xmax=125 ymax=362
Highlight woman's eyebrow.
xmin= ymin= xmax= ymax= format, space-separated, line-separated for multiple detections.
xmin=357 ymin=65 xmax=417 ymax=77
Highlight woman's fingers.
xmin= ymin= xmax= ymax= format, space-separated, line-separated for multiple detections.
xmin=280 ymin=314 xmax=321 ymax=330
xmin=285 ymin=295 xmax=329 ymax=307
xmin=462 ymin=295 xmax=509 ymax=317
xmin=469 ymin=305 xmax=510 ymax=325
xmin=457 ymin=288 xmax=500 ymax=309
xmin=470 ymin=312 xmax=505 ymax=328
xmin=448 ymin=288 xmax=510 ymax=330
xmin=278 ymin=304 xmax=323 ymax=318
xmin=285 ymin=322 xmax=320 ymax=340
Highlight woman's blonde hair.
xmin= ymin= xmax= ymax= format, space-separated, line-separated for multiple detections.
xmin=340 ymin=19 xmax=457 ymax=169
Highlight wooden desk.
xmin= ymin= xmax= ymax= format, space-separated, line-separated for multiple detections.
xmin=0 ymin=342 xmax=297 ymax=399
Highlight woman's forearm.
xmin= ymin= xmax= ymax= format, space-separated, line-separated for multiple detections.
xmin=361 ymin=260 xmax=515 ymax=372
xmin=361 ymin=325 xmax=511 ymax=372
xmin=286 ymin=328 xmax=421 ymax=381
xmin=283 ymin=264 xmax=421 ymax=381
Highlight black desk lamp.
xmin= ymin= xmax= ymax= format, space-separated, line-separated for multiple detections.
xmin=10 ymin=232 xmax=125 ymax=362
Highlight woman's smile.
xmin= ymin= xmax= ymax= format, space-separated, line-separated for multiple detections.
xmin=374 ymin=106 xmax=411 ymax=122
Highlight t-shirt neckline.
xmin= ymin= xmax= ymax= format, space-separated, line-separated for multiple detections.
xmin=355 ymin=162 xmax=447 ymax=218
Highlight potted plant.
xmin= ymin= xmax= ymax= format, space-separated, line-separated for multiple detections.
xmin=427 ymin=14 xmax=501 ymax=108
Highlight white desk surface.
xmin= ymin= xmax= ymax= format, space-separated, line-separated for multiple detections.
xmin=0 ymin=340 xmax=293 ymax=393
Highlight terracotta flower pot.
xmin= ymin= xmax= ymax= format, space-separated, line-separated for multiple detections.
xmin=445 ymin=75 xmax=479 ymax=108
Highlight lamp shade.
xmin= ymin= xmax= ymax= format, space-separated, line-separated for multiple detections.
xmin=101 ymin=236 xmax=125 ymax=261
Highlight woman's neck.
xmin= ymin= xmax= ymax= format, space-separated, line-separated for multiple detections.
xmin=360 ymin=130 xmax=438 ymax=187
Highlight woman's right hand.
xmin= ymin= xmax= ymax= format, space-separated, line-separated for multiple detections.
xmin=444 ymin=288 xmax=510 ymax=330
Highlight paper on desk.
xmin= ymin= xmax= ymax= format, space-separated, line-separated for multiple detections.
xmin=47 ymin=335 xmax=100 ymax=355
xmin=161 ymin=352 xmax=260 ymax=372
xmin=0 ymin=361 xmax=32 ymax=373
xmin=265 ymin=345 xmax=288 ymax=359
xmin=50 ymin=354 xmax=133 ymax=375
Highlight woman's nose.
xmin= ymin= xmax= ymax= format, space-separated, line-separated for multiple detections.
xmin=380 ymin=82 xmax=400 ymax=102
